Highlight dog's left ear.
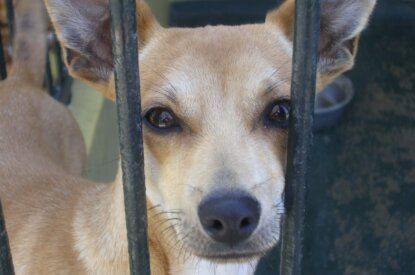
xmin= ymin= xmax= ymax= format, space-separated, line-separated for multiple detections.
xmin=46 ymin=0 xmax=160 ymax=96
xmin=266 ymin=0 xmax=376 ymax=89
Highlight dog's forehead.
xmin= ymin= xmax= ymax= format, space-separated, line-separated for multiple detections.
xmin=140 ymin=24 xmax=292 ymax=116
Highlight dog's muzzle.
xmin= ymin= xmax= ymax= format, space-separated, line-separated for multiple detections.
xmin=198 ymin=193 xmax=261 ymax=246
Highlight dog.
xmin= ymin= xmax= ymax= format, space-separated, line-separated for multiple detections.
xmin=0 ymin=0 xmax=376 ymax=274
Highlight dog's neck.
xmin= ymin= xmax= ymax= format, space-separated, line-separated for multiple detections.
xmin=72 ymin=170 xmax=130 ymax=274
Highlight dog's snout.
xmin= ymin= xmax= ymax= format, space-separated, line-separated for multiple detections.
xmin=198 ymin=195 xmax=260 ymax=246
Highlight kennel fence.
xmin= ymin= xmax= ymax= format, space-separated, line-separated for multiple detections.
xmin=0 ymin=0 xmax=319 ymax=274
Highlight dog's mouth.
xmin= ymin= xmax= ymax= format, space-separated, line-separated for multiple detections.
xmin=171 ymin=212 xmax=282 ymax=262
xmin=189 ymin=230 xmax=278 ymax=262
xmin=158 ymin=194 xmax=284 ymax=262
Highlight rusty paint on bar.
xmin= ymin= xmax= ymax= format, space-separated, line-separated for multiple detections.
xmin=109 ymin=0 xmax=151 ymax=274
xmin=280 ymin=0 xmax=320 ymax=274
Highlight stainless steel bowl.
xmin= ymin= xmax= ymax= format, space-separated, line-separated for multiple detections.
xmin=314 ymin=75 xmax=355 ymax=131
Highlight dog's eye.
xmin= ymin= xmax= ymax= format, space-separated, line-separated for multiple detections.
xmin=145 ymin=108 xmax=179 ymax=130
xmin=265 ymin=100 xmax=291 ymax=128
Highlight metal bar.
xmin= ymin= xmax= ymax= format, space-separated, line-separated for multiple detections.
xmin=47 ymin=41 xmax=72 ymax=104
xmin=53 ymin=40 xmax=64 ymax=79
xmin=0 ymin=30 xmax=7 ymax=80
xmin=53 ymin=41 xmax=73 ymax=105
xmin=280 ymin=0 xmax=320 ymax=274
xmin=0 ymin=201 xmax=14 ymax=275
xmin=109 ymin=0 xmax=151 ymax=275
xmin=45 ymin=50 xmax=54 ymax=95
xmin=5 ymin=0 xmax=14 ymax=43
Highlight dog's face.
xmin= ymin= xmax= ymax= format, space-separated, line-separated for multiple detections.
xmin=46 ymin=0 xmax=376 ymax=261
xmin=140 ymin=25 xmax=292 ymax=259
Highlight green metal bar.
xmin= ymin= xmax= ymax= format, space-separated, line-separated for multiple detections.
xmin=0 ymin=201 xmax=14 ymax=275
xmin=0 ymin=30 xmax=7 ymax=80
xmin=5 ymin=0 xmax=14 ymax=43
xmin=280 ymin=0 xmax=320 ymax=274
xmin=53 ymin=40 xmax=64 ymax=79
xmin=46 ymin=41 xmax=73 ymax=105
xmin=45 ymin=50 xmax=54 ymax=95
xmin=53 ymin=41 xmax=73 ymax=105
xmin=109 ymin=0 xmax=151 ymax=274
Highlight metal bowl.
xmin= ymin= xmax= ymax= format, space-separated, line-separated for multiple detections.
xmin=314 ymin=75 xmax=355 ymax=131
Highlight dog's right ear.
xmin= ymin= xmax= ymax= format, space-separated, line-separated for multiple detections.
xmin=46 ymin=0 xmax=160 ymax=95
xmin=266 ymin=0 xmax=376 ymax=90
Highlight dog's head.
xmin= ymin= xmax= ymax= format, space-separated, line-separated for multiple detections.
xmin=46 ymin=0 xmax=375 ymax=262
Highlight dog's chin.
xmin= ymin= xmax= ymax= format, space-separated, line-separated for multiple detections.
xmin=181 ymin=235 xmax=278 ymax=264
xmin=196 ymin=251 xmax=266 ymax=263
xmin=173 ymin=213 xmax=282 ymax=263
xmin=174 ymin=219 xmax=281 ymax=263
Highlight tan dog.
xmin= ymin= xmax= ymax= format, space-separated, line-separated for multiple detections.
xmin=1 ymin=0 xmax=375 ymax=274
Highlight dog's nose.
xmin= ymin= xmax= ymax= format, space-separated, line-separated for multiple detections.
xmin=198 ymin=195 xmax=260 ymax=246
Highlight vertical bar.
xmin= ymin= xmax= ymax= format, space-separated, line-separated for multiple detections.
xmin=53 ymin=41 xmax=73 ymax=105
xmin=53 ymin=39 xmax=64 ymax=81
xmin=5 ymin=0 xmax=14 ymax=43
xmin=109 ymin=0 xmax=151 ymax=275
xmin=0 ymin=201 xmax=14 ymax=275
xmin=46 ymin=41 xmax=72 ymax=104
xmin=280 ymin=0 xmax=320 ymax=274
xmin=0 ymin=31 xmax=7 ymax=80
xmin=45 ymin=50 xmax=54 ymax=95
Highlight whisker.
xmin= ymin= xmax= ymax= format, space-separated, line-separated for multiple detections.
xmin=151 ymin=209 xmax=183 ymax=218
xmin=250 ymin=176 xmax=277 ymax=191
xmin=147 ymin=204 xmax=161 ymax=211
